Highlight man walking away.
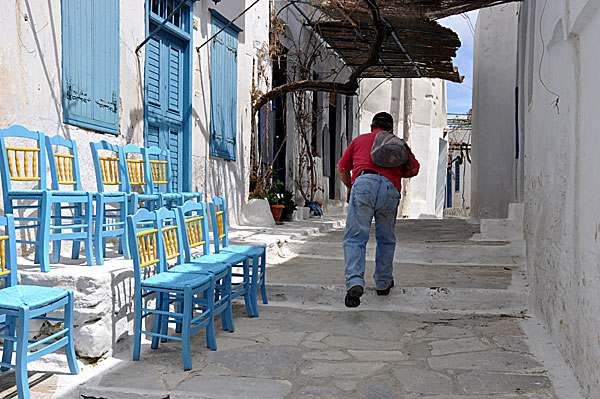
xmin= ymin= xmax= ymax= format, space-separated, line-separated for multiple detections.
xmin=336 ymin=112 xmax=420 ymax=308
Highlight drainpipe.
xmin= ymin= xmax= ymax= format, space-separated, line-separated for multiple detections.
xmin=401 ymin=78 xmax=413 ymax=218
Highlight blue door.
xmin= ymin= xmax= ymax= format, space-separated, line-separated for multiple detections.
xmin=145 ymin=1 xmax=191 ymax=191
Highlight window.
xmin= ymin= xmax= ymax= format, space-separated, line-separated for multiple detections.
xmin=209 ymin=10 xmax=242 ymax=161
xmin=61 ymin=0 xmax=120 ymax=134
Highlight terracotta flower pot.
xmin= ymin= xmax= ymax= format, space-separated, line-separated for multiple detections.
xmin=270 ymin=204 xmax=284 ymax=221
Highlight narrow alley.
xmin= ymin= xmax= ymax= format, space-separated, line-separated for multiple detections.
xmin=6 ymin=208 xmax=576 ymax=398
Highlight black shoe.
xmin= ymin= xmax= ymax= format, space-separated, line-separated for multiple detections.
xmin=345 ymin=285 xmax=364 ymax=308
xmin=376 ymin=280 xmax=394 ymax=296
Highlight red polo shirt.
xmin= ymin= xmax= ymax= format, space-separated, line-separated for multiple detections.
xmin=337 ymin=129 xmax=420 ymax=195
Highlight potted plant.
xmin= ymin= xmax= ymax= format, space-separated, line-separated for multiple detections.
xmin=264 ymin=179 xmax=285 ymax=222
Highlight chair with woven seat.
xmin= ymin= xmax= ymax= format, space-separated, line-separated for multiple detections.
xmin=45 ymin=135 xmax=95 ymax=265
xmin=179 ymin=200 xmax=255 ymax=317
xmin=90 ymin=140 xmax=132 ymax=264
xmin=123 ymin=144 xmax=160 ymax=211
xmin=156 ymin=207 xmax=234 ymax=334
xmin=0 ymin=214 xmax=79 ymax=399
xmin=0 ymin=125 xmax=94 ymax=271
xmin=209 ymin=196 xmax=267 ymax=316
xmin=127 ymin=208 xmax=217 ymax=370
xmin=145 ymin=146 xmax=202 ymax=208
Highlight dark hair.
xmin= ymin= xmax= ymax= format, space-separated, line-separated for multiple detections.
xmin=371 ymin=112 xmax=394 ymax=131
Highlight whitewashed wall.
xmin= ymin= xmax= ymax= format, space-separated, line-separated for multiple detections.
xmin=0 ymin=0 xmax=145 ymax=195
xmin=359 ymin=77 xmax=447 ymax=218
xmin=471 ymin=4 xmax=519 ymax=220
xmin=519 ymin=1 xmax=600 ymax=396
xmin=474 ymin=0 xmax=600 ymax=396
xmin=0 ymin=1 xmax=270 ymax=226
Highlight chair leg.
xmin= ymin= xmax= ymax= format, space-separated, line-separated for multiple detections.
xmin=39 ymin=195 xmax=52 ymax=272
xmin=223 ymin=270 xmax=234 ymax=332
xmin=151 ymin=292 xmax=163 ymax=350
xmin=84 ymin=195 xmax=95 ymax=266
xmin=64 ymin=291 xmax=79 ymax=375
xmin=175 ymin=300 xmax=183 ymax=334
xmin=181 ymin=292 xmax=193 ymax=370
xmin=242 ymin=259 xmax=254 ymax=317
xmin=121 ymin=197 xmax=131 ymax=259
xmin=250 ymin=255 xmax=260 ymax=317
xmin=260 ymin=252 xmax=268 ymax=304
xmin=52 ymin=202 xmax=62 ymax=263
xmin=205 ymin=281 xmax=217 ymax=351
xmin=70 ymin=203 xmax=82 ymax=261
xmin=94 ymin=195 xmax=105 ymax=265
xmin=15 ymin=308 xmax=30 ymax=399
xmin=133 ymin=289 xmax=143 ymax=361
xmin=1 ymin=315 xmax=16 ymax=371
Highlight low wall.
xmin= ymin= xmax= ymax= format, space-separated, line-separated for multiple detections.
xmin=19 ymin=256 xmax=136 ymax=360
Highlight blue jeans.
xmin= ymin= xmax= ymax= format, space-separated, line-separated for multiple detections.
xmin=343 ymin=173 xmax=400 ymax=290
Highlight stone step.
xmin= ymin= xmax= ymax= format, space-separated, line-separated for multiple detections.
xmin=265 ymin=283 xmax=529 ymax=316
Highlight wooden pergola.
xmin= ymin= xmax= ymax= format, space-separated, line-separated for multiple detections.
xmin=308 ymin=0 xmax=520 ymax=82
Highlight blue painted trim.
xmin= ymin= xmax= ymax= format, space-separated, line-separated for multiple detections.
xmin=446 ymin=166 xmax=452 ymax=208
xmin=209 ymin=9 xmax=243 ymax=33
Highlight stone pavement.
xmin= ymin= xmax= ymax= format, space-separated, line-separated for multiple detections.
xmin=0 ymin=209 xmax=584 ymax=398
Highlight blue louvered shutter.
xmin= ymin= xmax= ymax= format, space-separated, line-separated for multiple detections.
xmin=169 ymin=128 xmax=182 ymax=191
xmin=62 ymin=0 xmax=120 ymax=135
xmin=210 ymin=12 xmax=240 ymax=161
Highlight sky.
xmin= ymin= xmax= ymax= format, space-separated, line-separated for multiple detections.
xmin=439 ymin=11 xmax=479 ymax=115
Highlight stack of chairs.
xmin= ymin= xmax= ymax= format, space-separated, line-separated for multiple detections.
xmin=0 ymin=125 xmax=270 ymax=373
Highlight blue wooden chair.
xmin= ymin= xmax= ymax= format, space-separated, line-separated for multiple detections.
xmin=145 ymin=146 xmax=202 ymax=208
xmin=90 ymin=140 xmax=132 ymax=264
xmin=156 ymin=207 xmax=233 ymax=334
xmin=45 ymin=135 xmax=94 ymax=265
xmin=179 ymin=200 xmax=256 ymax=317
xmin=123 ymin=144 xmax=160 ymax=211
xmin=0 ymin=125 xmax=94 ymax=271
xmin=210 ymin=196 xmax=267 ymax=317
xmin=0 ymin=214 xmax=79 ymax=399
xmin=127 ymin=208 xmax=216 ymax=370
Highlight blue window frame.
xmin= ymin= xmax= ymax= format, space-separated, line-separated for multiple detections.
xmin=209 ymin=10 xmax=242 ymax=161
xmin=61 ymin=0 xmax=120 ymax=135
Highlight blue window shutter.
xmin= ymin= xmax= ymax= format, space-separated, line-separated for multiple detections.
xmin=210 ymin=11 xmax=240 ymax=161
xmin=147 ymin=124 xmax=160 ymax=148
xmin=62 ymin=0 xmax=119 ymax=135
xmin=168 ymin=128 xmax=182 ymax=191
xmin=146 ymin=37 xmax=161 ymax=107
xmin=168 ymin=43 xmax=182 ymax=115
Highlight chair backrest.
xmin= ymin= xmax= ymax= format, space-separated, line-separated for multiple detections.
xmin=208 ymin=196 xmax=230 ymax=253
xmin=127 ymin=208 xmax=163 ymax=285
xmin=0 ymin=214 xmax=18 ymax=288
xmin=45 ymin=135 xmax=83 ymax=191
xmin=123 ymin=144 xmax=152 ymax=194
xmin=156 ymin=207 xmax=184 ymax=266
xmin=145 ymin=146 xmax=174 ymax=195
xmin=90 ymin=140 xmax=125 ymax=192
xmin=176 ymin=200 xmax=211 ymax=261
xmin=0 ymin=125 xmax=47 ymax=195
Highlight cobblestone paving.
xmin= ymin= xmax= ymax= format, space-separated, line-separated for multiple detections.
xmin=0 ymin=216 xmax=578 ymax=398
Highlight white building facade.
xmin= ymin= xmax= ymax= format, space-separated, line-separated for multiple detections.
xmin=0 ymin=0 xmax=270 ymax=225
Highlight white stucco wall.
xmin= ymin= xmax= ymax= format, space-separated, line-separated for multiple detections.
xmin=470 ymin=4 xmax=519 ymax=220
xmin=359 ymin=77 xmax=446 ymax=218
xmin=0 ymin=0 xmax=145 ymax=195
xmin=474 ymin=0 xmax=600 ymax=395
xmin=519 ymin=1 xmax=600 ymax=396
xmin=0 ymin=1 xmax=270 ymax=226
